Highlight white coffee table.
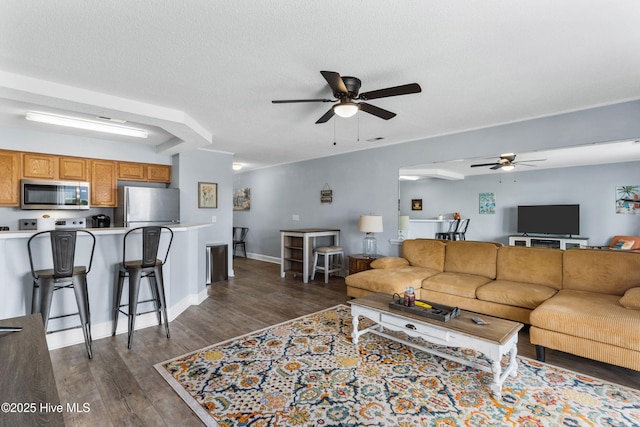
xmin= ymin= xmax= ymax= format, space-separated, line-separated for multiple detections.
xmin=349 ymin=292 xmax=523 ymax=400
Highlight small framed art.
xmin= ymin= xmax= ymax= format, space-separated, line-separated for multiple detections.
xmin=412 ymin=199 xmax=423 ymax=211
xmin=198 ymin=182 xmax=218 ymax=208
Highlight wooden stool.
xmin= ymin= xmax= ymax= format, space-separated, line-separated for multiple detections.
xmin=311 ymin=246 xmax=345 ymax=283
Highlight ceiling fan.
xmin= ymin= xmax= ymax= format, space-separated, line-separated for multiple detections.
xmin=470 ymin=153 xmax=546 ymax=171
xmin=272 ymin=71 xmax=421 ymax=124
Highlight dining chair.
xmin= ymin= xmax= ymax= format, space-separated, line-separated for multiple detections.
xmin=233 ymin=227 xmax=249 ymax=258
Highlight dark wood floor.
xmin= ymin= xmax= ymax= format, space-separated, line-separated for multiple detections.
xmin=49 ymin=257 xmax=639 ymax=426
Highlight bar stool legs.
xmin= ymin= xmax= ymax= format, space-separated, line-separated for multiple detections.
xmin=32 ymin=276 xmax=93 ymax=358
xmin=113 ymin=265 xmax=170 ymax=349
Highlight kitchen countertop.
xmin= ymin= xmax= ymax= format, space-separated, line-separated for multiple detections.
xmin=0 ymin=223 xmax=211 ymax=239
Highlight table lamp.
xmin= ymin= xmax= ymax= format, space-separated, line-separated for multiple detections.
xmin=359 ymin=215 xmax=383 ymax=256
xmin=398 ymin=215 xmax=410 ymax=240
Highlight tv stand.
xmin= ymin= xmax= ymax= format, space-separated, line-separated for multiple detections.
xmin=509 ymin=235 xmax=589 ymax=250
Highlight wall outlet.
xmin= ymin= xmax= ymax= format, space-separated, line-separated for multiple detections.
xmin=292 ymin=214 xmax=299 ymax=221
xmin=211 ymin=215 xmax=217 ymax=223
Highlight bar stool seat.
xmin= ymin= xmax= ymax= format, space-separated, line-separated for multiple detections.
xmin=28 ymin=229 xmax=96 ymax=359
xmin=311 ymin=246 xmax=345 ymax=283
xmin=112 ymin=226 xmax=173 ymax=349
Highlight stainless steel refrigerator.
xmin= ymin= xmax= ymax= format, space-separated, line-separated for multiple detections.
xmin=115 ymin=187 xmax=180 ymax=227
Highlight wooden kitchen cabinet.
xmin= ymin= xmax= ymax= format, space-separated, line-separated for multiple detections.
xmin=0 ymin=150 xmax=21 ymax=206
xmin=59 ymin=156 xmax=88 ymax=181
xmin=146 ymin=164 xmax=171 ymax=182
xmin=90 ymin=159 xmax=117 ymax=206
xmin=22 ymin=152 xmax=58 ymax=179
xmin=117 ymin=161 xmax=171 ymax=183
xmin=118 ymin=161 xmax=146 ymax=180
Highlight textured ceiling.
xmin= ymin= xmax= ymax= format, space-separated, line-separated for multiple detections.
xmin=1 ymin=1 xmax=640 ymax=171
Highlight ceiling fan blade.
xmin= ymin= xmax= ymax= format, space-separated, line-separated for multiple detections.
xmin=358 ymin=83 xmax=422 ymax=100
xmin=320 ymin=71 xmax=348 ymax=97
xmin=315 ymin=108 xmax=335 ymax=124
xmin=515 ymin=163 xmax=539 ymax=167
xmin=490 ymin=164 xmax=503 ymax=170
xmin=272 ymin=99 xmax=334 ymax=104
xmin=516 ymin=158 xmax=546 ymax=163
xmin=359 ymin=102 xmax=396 ymax=120
xmin=470 ymin=163 xmax=500 ymax=168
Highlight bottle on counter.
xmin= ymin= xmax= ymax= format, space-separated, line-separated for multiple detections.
xmin=404 ymin=286 xmax=415 ymax=307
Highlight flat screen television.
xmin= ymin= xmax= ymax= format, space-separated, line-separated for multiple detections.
xmin=517 ymin=204 xmax=580 ymax=236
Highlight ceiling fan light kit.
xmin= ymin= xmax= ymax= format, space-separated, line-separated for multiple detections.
xmin=272 ymin=70 xmax=421 ymax=124
xmin=25 ymin=111 xmax=148 ymax=138
xmin=333 ymin=102 xmax=359 ymax=118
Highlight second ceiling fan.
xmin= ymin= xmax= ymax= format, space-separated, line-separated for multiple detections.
xmin=272 ymin=71 xmax=421 ymax=124
xmin=470 ymin=153 xmax=546 ymax=171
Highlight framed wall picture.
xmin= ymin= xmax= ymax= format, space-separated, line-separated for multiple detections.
xmin=412 ymin=199 xmax=422 ymax=211
xmin=198 ymin=182 xmax=218 ymax=208
xmin=233 ymin=187 xmax=251 ymax=211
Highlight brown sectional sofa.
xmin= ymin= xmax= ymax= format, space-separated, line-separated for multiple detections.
xmin=345 ymin=238 xmax=640 ymax=370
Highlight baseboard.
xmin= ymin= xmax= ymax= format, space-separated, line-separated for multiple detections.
xmin=45 ymin=287 xmax=210 ymax=351
xmin=244 ymin=252 xmax=280 ymax=264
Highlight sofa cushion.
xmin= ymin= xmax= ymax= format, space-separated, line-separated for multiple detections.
xmin=497 ymin=246 xmax=563 ymax=290
xmin=530 ymin=290 xmax=640 ymax=351
xmin=402 ymin=239 xmax=446 ymax=270
xmin=476 ymin=280 xmax=558 ymax=310
xmin=563 ymin=249 xmax=640 ymax=295
xmin=422 ymin=272 xmax=493 ymax=299
xmin=345 ymin=266 xmax=441 ymax=295
xmin=620 ymin=287 xmax=640 ymax=310
xmin=443 ymin=241 xmax=498 ymax=279
xmin=370 ymin=257 xmax=409 ymax=269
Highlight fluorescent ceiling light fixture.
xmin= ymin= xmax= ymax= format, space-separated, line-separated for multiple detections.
xmin=25 ymin=111 xmax=148 ymax=138
xmin=232 ymin=163 xmax=243 ymax=171
xmin=399 ymin=175 xmax=420 ymax=181
xmin=333 ymin=102 xmax=359 ymax=118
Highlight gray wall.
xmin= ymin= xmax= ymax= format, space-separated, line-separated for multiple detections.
xmin=234 ymin=100 xmax=640 ymax=259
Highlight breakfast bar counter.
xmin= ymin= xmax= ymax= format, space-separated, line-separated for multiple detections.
xmin=0 ymin=223 xmax=213 ymax=350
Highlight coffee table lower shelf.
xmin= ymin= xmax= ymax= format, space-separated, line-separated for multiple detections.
xmin=350 ymin=295 xmax=522 ymax=400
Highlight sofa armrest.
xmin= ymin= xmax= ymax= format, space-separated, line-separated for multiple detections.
xmin=370 ymin=257 xmax=410 ymax=269
xmin=620 ymin=287 xmax=640 ymax=310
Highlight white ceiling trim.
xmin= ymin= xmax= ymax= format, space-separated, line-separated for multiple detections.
xmin=0 ymin=70 xmax=212 ymax=154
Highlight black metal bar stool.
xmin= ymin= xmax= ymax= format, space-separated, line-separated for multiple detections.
xmin=27 ymin=229 xmax=96 ymax=358
xmin=112 ymin=226 xmax=173 ymax=349
xmin=435 ymin=219 xmax=460 ymax=240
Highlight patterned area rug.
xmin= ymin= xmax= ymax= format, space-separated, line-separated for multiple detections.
xmin=155 ymin=305 xmax=640 ymax=426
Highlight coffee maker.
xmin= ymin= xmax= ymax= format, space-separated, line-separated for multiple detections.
xmin=92 ymin=214 xmax=111 ymax=228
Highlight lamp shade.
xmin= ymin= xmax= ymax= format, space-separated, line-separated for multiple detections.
xmin=358 ymin=215 xmax=383 ymax=233
xmin=398 ymin=215 xmax=410 ymax=231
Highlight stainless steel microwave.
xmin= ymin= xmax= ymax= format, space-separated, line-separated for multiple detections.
xmin=21 ymin=179 xmax=90 ymax=210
